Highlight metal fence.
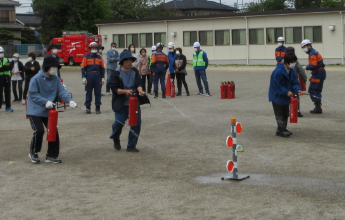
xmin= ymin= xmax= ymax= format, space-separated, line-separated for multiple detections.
xmin=14 ymin=44 xmax=46 ymax=57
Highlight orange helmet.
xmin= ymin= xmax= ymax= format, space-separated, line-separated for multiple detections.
xmin=89 ymin=42 xmax=99 ymax=48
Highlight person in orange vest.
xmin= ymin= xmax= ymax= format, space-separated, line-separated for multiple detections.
xmin=275 ymin=37 xmax=287 ymax=64
xmin=150 ymin=43 xmax=169 ymax=98
xmin=301 ymin=39 xmax=326 ymax=114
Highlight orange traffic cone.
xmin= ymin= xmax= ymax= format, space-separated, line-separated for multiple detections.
xmin=166 ymin=73 xmax=171 ymax=97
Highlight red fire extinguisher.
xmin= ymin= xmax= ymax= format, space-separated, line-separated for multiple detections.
xmin=299 ymin=77 xmax=306 ymax=91
xmin=220 ymin=82 xmax=226 ymax=99
xmin=171 ymin=83 xmax=176 ymax=98
xmin=232 ymin=80 xmax=236 ymax=99
xmin=47 ymin=110 xmax=59 ymax=142
xmin=129 ymin=96 xmax=138 ymax=126
xmin=227 ymin=81 xmax=231 ymax=99
xmin=25 ymin=100 xmax=29 ymax=119
xmin=290 ymin=96 xmax=298 ymax=123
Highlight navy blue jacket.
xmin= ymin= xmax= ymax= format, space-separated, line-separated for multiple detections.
xmin=269 ymin=63 xmax=301 ymax=106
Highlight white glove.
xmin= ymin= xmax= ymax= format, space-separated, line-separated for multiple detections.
xmin=63 ymin=83 xmax=66 ymax=89
xmin=69 ymin=101 xmax=77 ymax=109
xmin=82 ymin=78 xmax=87 ymax=85
xmin=45 ymin=101 xmax=54 ymax=109
xmin=101 ymin=78 xmax=105 ymax=85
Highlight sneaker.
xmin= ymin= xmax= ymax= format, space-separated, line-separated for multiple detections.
xmin=105 ymin=92 xmax=111 ymax=96
xmin=18 ymin=99 xmax=22 ymax=103
xmin=86 ymin=106 xmax=91 ymax=114
xmin=28 ymin=153 xmax=40 ymax=164
xmin=275 ymin=130 xmax=291 ymax=137
xmin=196 ymin=93 xmax=204 ymax=96
xmin=22 ymin=100 xmax=25 ymax=105
xmin=5 ymin=107 xmax=13 ymax=112
xmin=45 ymin=156 xmax=62 ymax=163
xmin=205 ymin=93 xmax=212 ymax=96
xmin=12 ymin=99 xmax=18 ymax=103
xmin=101 ymin=93 xmax=105 ymax=96
xmin=96 ymin=106 xmax=101 ymax=114
xmin=126 ymin=146 xmax=139 ymax=152
xmin=113 ymin=139 xmax=121 ymax=150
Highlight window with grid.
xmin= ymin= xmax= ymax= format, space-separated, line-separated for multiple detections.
xmin=215 ymin=30 xmax=230 ymax=45
xmin=126 ymin=34 xmax=139 ymax=47
xmin=232 ymin=29 xmax=246 ymax=45
xmin=304 ymin=26 xmax=322 ymax=43
xmin=183 ymin=31 xmax=197 ymax=46
xmin=113 ymin=34 xmax=125 ymax=48
xmin=154 ymin=32 xmax=166 ymax=46
xmin=140 ymin=33 xmax=153 ymax=48
xmin=285 ymin=27 xmax=302 ymax=44
xmin=266 ymin=28 xmax=283 ymax=44
xmin=199 ymin=30 xmax=213 ymax=46
xmin=249 ymin=29 xmax=264 ymax=45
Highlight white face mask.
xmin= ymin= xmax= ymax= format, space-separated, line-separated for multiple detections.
xmin=13 ymin=58 xmax=18 ymax=61
xmin=175 ymin=51 xmax=180 ymax=55
xmin=152 ymin=51 xmax=156 ymax=54
xmin=27 ymin=57 xmax=32 ymax=61
xmin=49 ymin=67 xmax=58 ymax=76
xmin=91 ymin=50 xmax=98 ymax=54
xmin=278 ymin=43 xmax=283 ymax=47
xmin=194 ymin=48 xmax=198 ymax=52
xmin=130 ymin=48 xmax=135 ymax=52
xmin=303 ymin=48 xmax=309 ymax=53
xmin=169 ymin=49 xmax=174 ymax=52
xmin=111 ymin=47 xmax=116 ymax=51
xmin=52 ymin=49 xmax=58 ymax=54
xmin=99 ymin=49 xmax=102 ymax=52
xmin=141 ymin=53 xmax=146 ymax=56
xmin=0 ymin=53 xmax=4 ymax=58
xmin=289 ymin=63 xmax=296 ymax=68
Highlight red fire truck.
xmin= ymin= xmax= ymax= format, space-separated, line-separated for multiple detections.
xmin=46 ymin=31 xmax=102 ymax=66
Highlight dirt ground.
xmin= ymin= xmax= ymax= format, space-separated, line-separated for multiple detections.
xmin=1 ymin=61 xmax=345 ymax=220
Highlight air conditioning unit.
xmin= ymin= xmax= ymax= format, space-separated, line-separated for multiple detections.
xmin=329 ymin=25 xmax=335 ymax=31
xmin=102 ymin=34 xmax=108 ymax=39
xmin=171 ymin=32 xmax=177 ymax=37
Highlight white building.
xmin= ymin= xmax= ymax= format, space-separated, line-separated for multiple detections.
xmin=95 ymin=7 xmax=345 ymax=65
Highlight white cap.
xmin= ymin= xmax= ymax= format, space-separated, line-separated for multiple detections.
xmin=301 ymin=39 xmax=312 ymax=48
xmin=151 ymin=45 xmax=157 ymax=51
xmin=0 ymin=46 xmax=4 ymax=53
xmin=193 ymin=42 xmax=201 ymax=48
xmin=168 ymin=42 xmax=175 ymax=48
xmin=277 ymin=37 xmax=285 ymax=42
xmin=13 ymin=53 xmax=19 ymax=57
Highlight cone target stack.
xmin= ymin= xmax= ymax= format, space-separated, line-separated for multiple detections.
xmin=221 ymin=118 xmax=250 ymax=181
xmin=220 ymin=80 xmax=235 ymax=99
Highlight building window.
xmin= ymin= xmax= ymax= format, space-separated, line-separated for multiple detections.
xmin=232 ymin=29 xmax=246 ymax=45
xmin=266 ymin=28 xmax=283 ymax=44
xmin=285 ymin=27 xmax=302 ymax=44
xmin=0 ymin=10 xmax=9 ymax=22
xmin=215 ymin=30 xmax=230 ymax=45
xmin=304 ymin=26 xmax=322 ymax=43
xmin=183 ymin=31 xmax=197 ymax=46
xmin=140 ymin=33 xmax=153 ymax=48
xmin=199 ymin=30 xmax=213 ymax=46
xmin=249 ymin=29 xmax=264 ymax=44
xmin=126 ymin=34 xmax=139 ymax=47
xmin=154 ymin=32 xmax=166 ymax=46
xmin=113 ymin=34 xmax=125 ymax=48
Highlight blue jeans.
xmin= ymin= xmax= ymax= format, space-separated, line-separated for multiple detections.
xmin=12 ymin=80 xmax=23 ymax=101
xmin=84 ymin=73 xmax=102 ymax=107
xmin=110 ymin=105 xmax=141 ymax=147
xmin=153 ymin=71 xmax=166 ymax=91
xmin=106 ymin=69 xmax=113 ymax=93
xmin=194 ymin=69 xmax=209 ymax=94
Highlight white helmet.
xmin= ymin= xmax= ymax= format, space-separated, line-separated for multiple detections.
xmin=193 ymin=42 xmax=201 ymax=48
xmin=168 ymin=42 xmax=175 ymax=48
xmin=301 ymin=39 xmax=312 ymax=48
xmin=277 ymin=37 xmax=285 ymax=42
xmin=156 ymin=42 xmax=164 ymax=48
xmin=0 ymin=46 xmax=4 ymax=53
xmin=151 ymin=45 xmax=157 ymax=51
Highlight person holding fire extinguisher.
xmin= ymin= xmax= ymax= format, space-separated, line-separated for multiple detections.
xmin=268 ymin=53 xmax=303 ymax=137
xmin=26 ymin=57 xmax=77 ymax=164
xmin=81 ymin=42 xmax=106 ymax=114
xmin=109 ymin=50 xmax=148 ymax=153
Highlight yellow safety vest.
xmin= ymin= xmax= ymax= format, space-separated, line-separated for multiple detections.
xmin=0 ymin=58 xmax=11 ymax=76
xmin=193 ymin=51 xmax=206 ymax=67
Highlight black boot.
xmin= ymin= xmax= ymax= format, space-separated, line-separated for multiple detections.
xmin=176 ymin=91 xmax=182 ymax=96
xmin=86 ymin=106 xmax=91 ymax=114
xmin=154 ymin=90 xmax=158 ymax=98
xmin=186 ymin=89 xmax=190 ymax=96
xmin=96 ymin=106 xmax=101 ymax=114
xmin=310 ymin=102 xmax=322 ymax=114
xmin=113 ymin=139 xmax=121 ymax=150
xmin=162 ymin=90 xmax=166 ymax=98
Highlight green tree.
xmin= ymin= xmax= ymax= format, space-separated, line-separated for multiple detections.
xmin=246 ymin=0 xmax=289 ymax=12
xmin=286 ymin=0 xmax=321 ymax=9
xmin=21 ymin=28 xmax=41 ymax=44
xmin=32 ymin=0 xmax=114 ymax=45
xmin=0 ymin=26 xmax=25 ymax=45
xmin=321 ymin=0 xmax=344 ymax=8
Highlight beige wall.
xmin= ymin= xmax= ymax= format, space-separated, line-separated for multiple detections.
xmin=98 ymin=11 xmax=345 ymax=65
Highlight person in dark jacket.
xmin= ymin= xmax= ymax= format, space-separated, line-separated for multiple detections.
xmin=268 ymin=53 xmax=303 ymax=137
xmin=43 ymin=44 xmax=61 ymax=78
xmin=108 ymin=50 xmax=145 ymax=153
xmin=23 ymin=52 xmax=40 ymax=104
xmin=172 ymin=47 xmax=189 ymax=96
xmin=0 ymin=46 xmax=13 ymax=112
xmin=9 ymin=53 xmax=25 ymax=103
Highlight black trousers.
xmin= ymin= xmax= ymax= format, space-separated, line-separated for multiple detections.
xmin=29 ymin=115 xmax=60 ymax=157
xmin=141 ymin=74 xmax=152 ymax=93
xmin=175 ymin=72 xmax=189 ymax=93
xmin=23 ymin=77 xmax=32 ymax=100
xmin=170 ymin=73 xmax=176 ymax=83
xmin=272 ymin=102 xmax=289 ymax=132
xmin=0 ymin=75 xmax=11 ymax=109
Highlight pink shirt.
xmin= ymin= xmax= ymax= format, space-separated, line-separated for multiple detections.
xmin=138 ymin=55 xmax=149 ymax=75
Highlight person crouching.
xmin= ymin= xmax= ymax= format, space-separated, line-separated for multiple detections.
xmin=269 ymin=53 xmax=303 ymax=137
